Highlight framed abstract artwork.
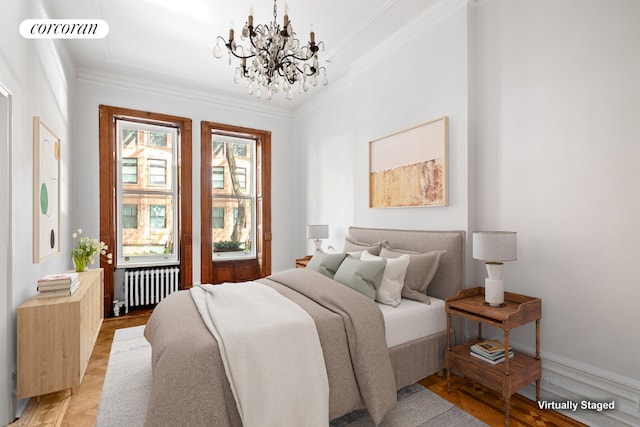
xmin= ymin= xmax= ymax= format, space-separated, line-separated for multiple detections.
xmin=33 ymin=116 xmax=60 ymax=262
xmin=369 ymin=116 xmax=448 ymax=208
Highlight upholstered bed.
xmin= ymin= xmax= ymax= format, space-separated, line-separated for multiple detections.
xmin=143 ymin=227 xmax=465 ymax=427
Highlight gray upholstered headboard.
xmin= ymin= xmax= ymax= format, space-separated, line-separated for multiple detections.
xmin=348 ymin=227 xmax=466 ymax=302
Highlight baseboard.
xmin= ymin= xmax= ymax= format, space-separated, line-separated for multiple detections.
xmin=14 ymin=397 xmax=29 ymax=420
xmin=515 ymin=350 xmax=640 ymax=426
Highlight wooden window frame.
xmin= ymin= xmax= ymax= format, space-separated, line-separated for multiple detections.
xmin=201 ymin=121 xmax=271 ymax=283
xmin=99 ymin=105 xmax=193 ymax=316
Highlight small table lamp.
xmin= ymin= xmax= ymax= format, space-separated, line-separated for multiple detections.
xmin=473 ymin=231 xmax=517 ymax=306
xmin=307 ymin=224 xmax=329 ymax=252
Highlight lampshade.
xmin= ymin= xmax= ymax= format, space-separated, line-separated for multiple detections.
xmin=472 ymin=231 xmax=517 ymax=262
xmin=306 ymin=224 xmax=328 ymax=240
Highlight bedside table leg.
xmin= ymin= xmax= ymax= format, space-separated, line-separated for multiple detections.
xmin=446 ymin=312 xmax=451 ymax=392
xmin=536 ymin=318 xmax=541 ymax=401
xmin=505 ymin=397 xmax=510 ymax=426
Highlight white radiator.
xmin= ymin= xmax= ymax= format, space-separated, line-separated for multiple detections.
xmin=124 ymin=267 xmax=180 ymax=313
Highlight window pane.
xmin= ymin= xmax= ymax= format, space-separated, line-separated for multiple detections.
xmin=120 ymin=194 xmax=174 ymax=258
xmin=212 ymin=197 xmax=253 ymax=257
xmin=149 ymin=159 xmax=167 ymax=185
xmin=117 ymin=119 xmax=178 ymax=266
xmin=213 ymin=207 xmax=224 ymax=228
xmin=148 ymin=131 xmax=167 ymax=147
xmin=122 ymin=158 xmax=138 ymax=183
xmin=212 ymin=166 xmax=224 ymax=189
xmin=122 ymin=129 xmax=138 ymax=148
xmin=123 ymin=204 xmax=138 ymax=228
xmin=213 ymin=141 xmax=224 ymax=157
xmin=150 ymin=204 xmax=166 ymax=228
xmin=234 ymin=144 xmax=247 ymax=156
xmin=236 ymin=167 xmax=247 ymax=190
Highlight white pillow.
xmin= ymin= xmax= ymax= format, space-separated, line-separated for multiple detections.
xmin=361 ymin=250 xmax=409 ymax=307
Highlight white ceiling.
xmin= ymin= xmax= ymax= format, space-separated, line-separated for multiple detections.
xmin=43 ymin=0 xmax=441 ymax=111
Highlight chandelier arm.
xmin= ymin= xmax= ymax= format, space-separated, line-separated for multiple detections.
xmin=278 ymin=50 xmax=315 ymax=62
xmin=227 ymin=48 xmax=257 ymax=60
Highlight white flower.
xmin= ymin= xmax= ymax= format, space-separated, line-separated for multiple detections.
xmin=72 ymin=232 xmax=77 ymax=239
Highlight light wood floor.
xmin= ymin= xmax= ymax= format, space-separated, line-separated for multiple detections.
xmin=9 ymin=310 xmax=586 ymax=427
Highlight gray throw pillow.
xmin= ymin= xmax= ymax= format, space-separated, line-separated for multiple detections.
xmin=333 ymin=255 xmax=386 ymax=300
xmin=379 ymin=248 xmax=445 ymax=304
xmin=305 ymin=252 xmax=346 ymax=279
xmin=343 ymin=237 xmax=386 ymax=256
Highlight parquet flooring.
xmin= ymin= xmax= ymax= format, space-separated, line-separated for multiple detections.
xmin=419 ymin=375 xmax=587 ymax=427
xmin=9 ymin=309 xmax=586 ymax=427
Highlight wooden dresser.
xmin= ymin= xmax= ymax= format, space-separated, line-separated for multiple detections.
xmin=17 ymin=269 xmax=104 ymax=399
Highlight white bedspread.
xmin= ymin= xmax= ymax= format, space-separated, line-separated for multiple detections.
xmin=190 ymin=283 xmax=329 ymax=427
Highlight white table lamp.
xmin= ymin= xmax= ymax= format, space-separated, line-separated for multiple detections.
xmin=307 ymin=224 xmax=328 ymax=252
xmin=473 ymin=231 xmax=517 ymax=306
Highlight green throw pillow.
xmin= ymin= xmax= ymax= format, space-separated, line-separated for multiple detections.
xmin=333 ymin=255 xmax=386 ymax=300
xmin=306 ymin=252 xmax=346 ymax=278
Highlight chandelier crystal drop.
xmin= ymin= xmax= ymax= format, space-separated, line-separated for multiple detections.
xmin=213 ymin=0 xmax=328 ymax=100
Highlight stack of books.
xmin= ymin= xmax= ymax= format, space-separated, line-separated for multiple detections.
xmin=470 ymin=339 xmax=514 ymax=365
xmin=37 ymin=273 xmax=80 ymax=298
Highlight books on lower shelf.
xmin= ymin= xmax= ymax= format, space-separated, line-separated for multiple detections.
xmin=470 ymin=349 xmax=514 ymax=365
xmin=470 ymin=339 xmax=514 ymax=365
xmin=37 ymin=273 xmax=80 ymax=298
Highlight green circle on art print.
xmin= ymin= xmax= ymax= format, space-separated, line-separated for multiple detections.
xmin=40 ymin=183 xmax=48 ymax=215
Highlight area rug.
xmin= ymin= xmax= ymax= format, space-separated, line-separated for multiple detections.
xmin=97 ymin=326 xmax=488 ymax=427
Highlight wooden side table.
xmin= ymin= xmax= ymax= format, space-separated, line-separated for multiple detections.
xmin=295 ymin=255 xmax=312 ymax=268
xmin=445 ymin=287 xmax=541 ymax=426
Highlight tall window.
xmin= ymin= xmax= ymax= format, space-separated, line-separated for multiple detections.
xmin=115 ymin=120 xmax=179 ymax=266
xmin=99 ymin=105 xmax=192 ymax=317
xmin=200 ymin=121 xmax=271 ymax=284
xmin=210 ymin=135 xmax=256 ymax=260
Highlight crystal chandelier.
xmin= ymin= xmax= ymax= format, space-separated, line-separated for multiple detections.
xmin=213 ymin=0 xmax=328 ymax=100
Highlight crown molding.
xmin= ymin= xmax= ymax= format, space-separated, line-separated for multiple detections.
xmin=74 ymin=68 xmax=295 ymax=121
xmin=323 ymin=0 xmax=399 ymax=62
xmin=352 ymin=0 xmax=468 ymax=74
xmin=294 ymin=0 xmax=469 ymax=120
xmin=293 ymin=73 xmax=354 ymax=119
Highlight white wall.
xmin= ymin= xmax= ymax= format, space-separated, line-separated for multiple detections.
xmin=297 ymin=0 xmax=640 ymax=424
xmin=294 ymin=78 xmax=355 ymax=255
xmin=472 ymin=1 xmax=640 ymax=423
xmin=473 ymin=0 xmax=640 ymax=375
xmin=72 ymin=78 xmax=299 ymax=281
xmin=0 ymin=0 xmax=75 ymax=422
xmin=0 ymin=80 xmax=13 ymax=427
xmin=295 ymin=0 xmax=470 ymax=256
